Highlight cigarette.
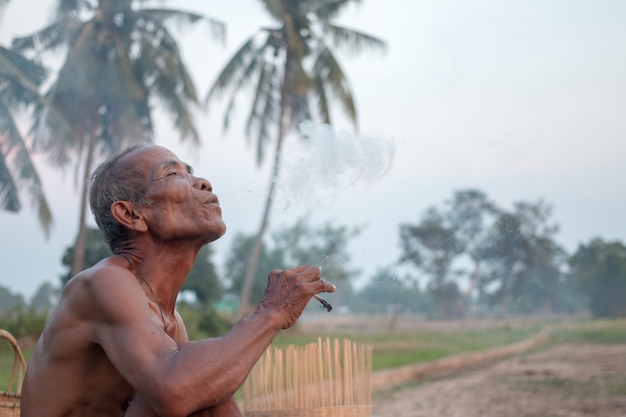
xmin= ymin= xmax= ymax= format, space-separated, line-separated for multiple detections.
xmin=314 ymin=294 xmax=333 ymax=312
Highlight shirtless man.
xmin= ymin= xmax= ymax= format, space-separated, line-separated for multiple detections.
xmin=20 ymin=145 xmax=335 ymax=417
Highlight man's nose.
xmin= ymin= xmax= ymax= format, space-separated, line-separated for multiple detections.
xmin=195 ymin=177 xmax=212 ymax=192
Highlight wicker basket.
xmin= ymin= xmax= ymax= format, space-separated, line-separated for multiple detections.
xmin=0 ymin=330 xmax=26 ymax=417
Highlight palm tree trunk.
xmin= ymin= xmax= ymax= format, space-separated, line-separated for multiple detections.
xmin=71 ymin=128 xmax=98 ymax=277
xmin=236 ymin=51 xmax=292 ymax=320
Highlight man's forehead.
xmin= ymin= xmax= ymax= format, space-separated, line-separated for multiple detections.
xmin=122 ymin=145 xmax=179 ymax=166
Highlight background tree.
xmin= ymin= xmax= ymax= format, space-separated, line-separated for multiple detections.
xmin=479 ymin=200 xmax=563 ymax=317
xmin=206 ymin=0 xmax=386 ymax=318
xmin=0 ymin=0 xmax=54 ymax=235
xmin=0 ymin=285 xmax=24 ymax=315
xmin=60 ymin=226 xmax=113 ymax=285
xmin=399 ymin=190 xmax=566 ymax=318
xmin=569 ymin=238 xmax=626 ymax=318
xmin=271 ymin=217 xmax=362 ymax=308
xmin=350 ymin=267 xmax=431 ymax=315
xmin=445 ymin=189 xmax=498 ymax=302
xmin=399 ymin=207 xmax=464 ymax=318
xmin=13 ymin=0 xmax=225 ymax=275
xmin=224 ymin=217 xmax=361 ymax=310
xmin=224 ymin=231 xmax=286 ymax=305
xmin=30 ymin=281 xmax=60 ymax=315
xmin=181 ymin=245 xmax=223 ymax=304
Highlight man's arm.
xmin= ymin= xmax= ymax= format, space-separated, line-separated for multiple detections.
xmin=123 ymin=313 xmax=242 ymax=417
xmin=124 ymin=394 xmax=242 ymax=417
xmin=88 ymin=264 xmax=332 ymax=417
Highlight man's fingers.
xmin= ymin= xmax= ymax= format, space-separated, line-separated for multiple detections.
xmin=321 ymin=280 xmax=336 ymax=293
xmin=307 ymin=279 xmax=336 ymax=295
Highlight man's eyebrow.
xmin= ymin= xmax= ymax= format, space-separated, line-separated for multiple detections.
xmin=158 ymin=160 xmax=194 ymax=174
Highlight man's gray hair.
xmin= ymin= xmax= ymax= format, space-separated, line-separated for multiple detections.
xmin=89 ymin=146 xmax=153 ymax=254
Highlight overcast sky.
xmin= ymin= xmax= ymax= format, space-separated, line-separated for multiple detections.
xmin=1 ymin=0 xmax=625 ymax=300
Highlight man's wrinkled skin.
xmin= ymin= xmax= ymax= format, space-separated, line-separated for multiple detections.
xmin=20 ymin=145 xmax=335 ymax=417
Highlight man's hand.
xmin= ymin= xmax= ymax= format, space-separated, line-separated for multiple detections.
xmin=259 ymin=265 xmax=336 ymax=329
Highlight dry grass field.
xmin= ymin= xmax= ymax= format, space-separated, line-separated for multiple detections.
xmin=299 ymin=314 xmax=626 ymax=417
xmin=371 ymin=343 xmax=626 ymax=417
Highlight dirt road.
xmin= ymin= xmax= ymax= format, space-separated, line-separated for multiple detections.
xmin=371 ymin=343 xmax=626 ymax=417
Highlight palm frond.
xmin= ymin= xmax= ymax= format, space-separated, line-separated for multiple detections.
xmin=152 ymin=69 xmax=200 ymax=144
xmin=0 ymin=47 xmax=46 ymax=105
xmin=138 ymin=8 xmax=226 ymax=43
xmin=245 ymin=58 xmax=273 ymax=139
xmin=310 ymin=0 xmax=362 ymax=23
xmin=205 ymin=35 xmax=259 ymax=104
xmin=255 ymin=95 xmax=275 ymax=165
xmin=0 ymin=100 xmax=53 ymax=236
xmin=222 ymin=40 xmax=270 ymax=132
xmin=311 ymin=73 xmax=331 ymax=124
xmin=254 ymin=64 xmax=279 ymax=165
xmin=325 ymin=23 xmax=387 ymax=55
xmin=245 ymin=60 xmax=280 ymax=149
xmin=135 ymin=17 xmax=199 ymax=102
xmin=0 ymin=147 xmax=20 ymax=212
xmin=313 ymin=45 xmax=356 ymax=127
xmin=12 ymin=17 xmax=77 ymax=53
xmin=0 ymin=0 xmax=10 ymax=16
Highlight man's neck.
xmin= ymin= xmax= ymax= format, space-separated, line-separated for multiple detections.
xmin=120 ymin=243 xmax=200 ymax=314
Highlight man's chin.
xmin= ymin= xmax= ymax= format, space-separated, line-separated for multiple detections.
xmin=206 ymin=223 xmax=226 ymax=243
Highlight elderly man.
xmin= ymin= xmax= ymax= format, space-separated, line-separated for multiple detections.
xmin=20 ymin=145 xmax=335 ymax=417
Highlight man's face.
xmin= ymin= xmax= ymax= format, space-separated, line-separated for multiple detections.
xmin=120 ymin=145 xmax=226 ymax=244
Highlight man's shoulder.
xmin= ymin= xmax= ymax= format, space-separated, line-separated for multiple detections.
xmin=61 ymin=257 xmax=142 ymax=316
xmin=67 ymin=256 xmax=137 ymax=291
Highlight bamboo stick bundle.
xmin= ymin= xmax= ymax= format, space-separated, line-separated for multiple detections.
xmin=243 ymin=338 xmax=373 ymax=417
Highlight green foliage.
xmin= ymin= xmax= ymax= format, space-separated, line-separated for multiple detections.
xmin=272 ymin=218 xmax=362 ymax=284
xmin=225 ymin=231 xmax=285 ymax=304
xmin=60 ymin=226 xmax=113 ymax=284
xmin=30 ymin=281 xmax=59 ymax=314
xmin=197 ymin=305 xmax=232 ymax=337
xmin=569 ymin=239 xmax=626 ymax=318
xmin=177 ymin=302 xmax=233 ymax=340
xmin=0 ymin=305 xmax=47 ymax=339
xmin=0 ymin=285 xmax=24 ymax=315
xmin=224 ymin=217 xmax=361 ymax=305
xmin=183 ymin=245 xmax=223 ymax=304
xmin=349 ymin=267 xmax=432 ymax=314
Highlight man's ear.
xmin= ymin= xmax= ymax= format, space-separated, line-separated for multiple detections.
xmin=111 ymin=201 xmax=148 ymax=232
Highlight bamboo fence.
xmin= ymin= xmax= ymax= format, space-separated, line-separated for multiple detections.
xmin=243 ymin=338 xmax=372 ymax=417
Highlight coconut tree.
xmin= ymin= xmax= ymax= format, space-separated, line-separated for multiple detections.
xmin=205 ymin=0 xmax=386 ymax=318
xmin=0 ymin=0 xmax=55 ymax=237
xmin=13 ymin=0 xmax=225 ymax=275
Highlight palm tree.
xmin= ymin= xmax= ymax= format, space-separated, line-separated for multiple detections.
xmin=0 ymin=0 xmax=54 ymax=237
xmin=13 ymin=0 xmax=225 ymax=275
xmin=205 ymin=0 xmax=386 ymax=318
